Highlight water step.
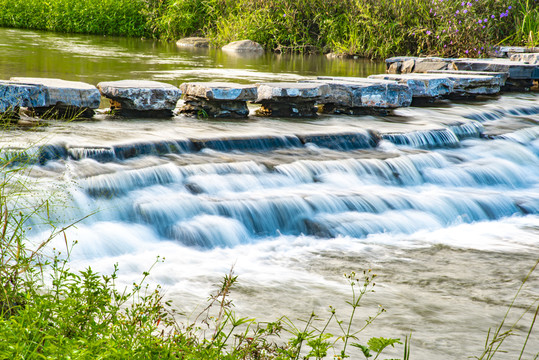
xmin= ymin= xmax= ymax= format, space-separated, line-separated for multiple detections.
xmin=9 ymin=77 xmax=101 ymax=118
xmin=301 ymin=77 xmax=412 ymax=114
xmin=97 ymin=80 xmax=182 ymax=117
xmin=255 ymin=82 xmax=330 ymax=117
xmin=179 ymin=82 xmax=257 ymax=118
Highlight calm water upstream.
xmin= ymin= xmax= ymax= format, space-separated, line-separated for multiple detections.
xmin=1 ymin=28 xmax=538 ymax=359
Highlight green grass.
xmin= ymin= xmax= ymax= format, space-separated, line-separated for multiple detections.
xmin=0 ymin=0 xmax=537 ymax=57
xmin=0 ymin=0 xmax=149 ymax=37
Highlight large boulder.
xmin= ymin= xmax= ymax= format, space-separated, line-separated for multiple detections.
xmin=222 ymin=40 xmax=264 ymax=53
xmin=176 ymin=37 xmax=210 ymax=48
xmin=97 ymin=80 xmax=182 ymax=117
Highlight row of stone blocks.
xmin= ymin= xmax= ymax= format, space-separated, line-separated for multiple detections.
xmin=385 ymin=56 xmax=539 ymax=90
xmin=0 ymin=67 xmax=518 ymax=120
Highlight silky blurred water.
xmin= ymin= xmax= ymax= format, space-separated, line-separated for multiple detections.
xmin=1 ymin=28 xmax=538 ymax=359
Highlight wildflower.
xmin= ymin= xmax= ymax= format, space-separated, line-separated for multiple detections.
xmin=484 ymin=18 xmax=488 ymax=22
xmin=491 ymin=14 xmax=495 ymax=18
xmin=456 ymin=9 xmax=459 ymax=14
xmin=478 ymin=19 xmax=482 ymax=23
xmin=465 ymin=50 xmax=469 ymax=53
xmin=461 ymin=1 xmax=464 ymax=5
xmin=508 ymin=6 xmax=512 ymax=9
xmin=482 ymin=25 xmax=485 ymax=28
xmin=426 ymin=30 xmax=431 ymax=35
xmin=463 ymin=9 xmax=467 ymax=13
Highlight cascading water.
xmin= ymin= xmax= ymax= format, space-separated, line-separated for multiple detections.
xmin=1 ymin=28 xmax=538 ymax=359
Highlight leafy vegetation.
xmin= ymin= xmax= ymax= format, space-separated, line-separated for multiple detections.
xmin=0 ymin=0 xmax=537 ymax=57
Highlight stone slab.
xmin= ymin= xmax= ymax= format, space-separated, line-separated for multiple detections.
xmin=10 ymin=77 xmax=101 ymax=109
xmin=492 ymin=46 xmax=539 ymax=57
xmin=452 ymin=59 xmax=539 ymax=80
xmin=371 ymin=72 xmax=502 ymax=97
xmin=256 ymin=82 xmax=329 ymax=102
xmin=426 ymin=70 xmax=509 ymax=84
xmin=97 ymin=80 xmax=182 ymax=112
xmin=180 ymin=82 xmax=257 ymax=101
xmin=0 ymin=80 xmax=46 ymax=113
xmin=369 ymin=73 xmax=454 ymax=98
xmin=305 ymin=77 xmax=412 ymax=109
xmin=385 ymin=57 xmax=455 ymax=74
xmin=510 ymin=53 xmax=539 ymax=64
xmin=176 ymin=37 xmax=210 ymax=48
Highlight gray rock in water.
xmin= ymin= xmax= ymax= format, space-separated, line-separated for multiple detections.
xmin=10 ymin=77 xmax=100 ymax=108
xmin=452 ymin=59 xmax=539 ymax=90
xmin=180 ymin=82 xmax=257 ymax=101
xmin=371 ymin=72 xmax=502 ymax=98
xmin=9 ymin=77 xmax=101 ymax=118
xmin=426 ymin=69 xmax=509 ymax=84
xmin=369 ymin=73 xmax=454 ymax=100
xmin=255 ymin=82 xmax=330 ymax=117
xmin=510 ymin=53 xmax=539 ymax=64
xmin=179 ymin=82 xmax=257 ymax=118
xmin=222 ymin=40 xmax=264 ymax=52
xmin=176 ymin=37 xmax=210 ymax=48
xmin=97 ymin=80 xmax=182 ymax=117
xmin=0 ymin=80 xmax=47 ymax=117
xmin=492 ymin=46 xmax=539 ymax=58
xmin=305 ymin=77 xmax=412 ymax=114
xmin=386 ymin=57 xmax=454 ymax=74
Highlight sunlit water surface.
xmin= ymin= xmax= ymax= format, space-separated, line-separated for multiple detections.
xmin=1 ymin=28 xmax=538 ymax=359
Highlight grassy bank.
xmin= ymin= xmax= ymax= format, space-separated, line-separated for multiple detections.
xmin=0 ymin=0 xmax=537 ymax=58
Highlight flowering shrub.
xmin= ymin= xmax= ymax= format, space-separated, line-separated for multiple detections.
xmin=417 ymin=0 xmax=517 ymax=57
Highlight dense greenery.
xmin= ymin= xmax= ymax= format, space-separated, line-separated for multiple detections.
xmin=0 ymin=0 xmax=537 ymax=58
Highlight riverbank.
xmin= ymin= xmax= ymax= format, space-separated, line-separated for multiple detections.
xmin=0 ymin=0 xmax=536 ymax=58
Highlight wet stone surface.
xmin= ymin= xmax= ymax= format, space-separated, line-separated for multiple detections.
xmin=97 ymin=80 xmax=182 ymax=117
xmin=179 ymin=82 xmax=257 ymax=118
xmin=9 ymin=77 xmax=100 ymax=119
xmin=0 ymin=80 xmax=46 ymax=119
xmin=308 ymin=77 xmax=412 ymax=114
xmin=255 ymin=82 xmax=330 ymax=117
xmin=369 ymin=73 xmax=454 ymax=100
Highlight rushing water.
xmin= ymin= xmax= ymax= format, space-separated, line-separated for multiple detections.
xmin=1 ymin=28 xmax=539 ymax=359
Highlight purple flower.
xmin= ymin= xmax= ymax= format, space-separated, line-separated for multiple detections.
xmin=456 ymin=9 xmax=460 ymax=14
xmin=426 ymin=30 xmax=432 ymax=35
xmin=482 ymin=25 xmax=486 ymax=28
xmin=465 ymin=50 xmax=469 ymax=54
xmin=463 ymin=9 xmax=467 ymax=13
xmin=508 ymin=6 xmax=512 ymax=9
xmin=478 ymin=50 xmax=481 ymax=54
xmin=467 ymin=2 xmax=472 ymax=5
xmin=461 ymin=1 xmax=465 ymax=5
xmin=484 ymin=18 xmax=488 ymax=22
xmin=491 ymin=14 xmax=495 ymax=18
xmin=478 ymin=19 xmax=482 ymax=23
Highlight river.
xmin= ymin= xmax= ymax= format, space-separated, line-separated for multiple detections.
xmin=1 ymin=28 xmax=538 ymax=359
